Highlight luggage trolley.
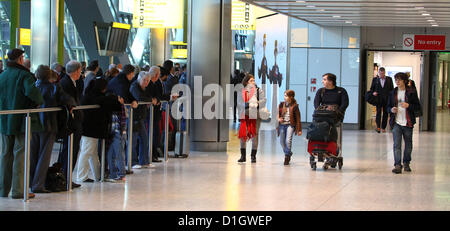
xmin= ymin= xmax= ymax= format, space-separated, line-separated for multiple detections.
xmin=308 ymin=122 xmax=343 ymax=171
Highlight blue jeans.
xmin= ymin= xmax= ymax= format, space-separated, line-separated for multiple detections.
xmin=392 ymin=123 xmax=413 ymax=166
xmin=279 ymin=124 xmax=295 ymax=156
xmin=131 ymin=120 xmax=149 ymax=166
xmin=107 ymin=132 xmax=126 ymax=179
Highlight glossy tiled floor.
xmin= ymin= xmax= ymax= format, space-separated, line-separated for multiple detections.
xmin=0 ymin=112 xmax=449 ymax=211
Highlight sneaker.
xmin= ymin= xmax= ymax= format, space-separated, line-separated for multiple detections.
xmin=114 ymin=177 xmax=126 ymax=182
xmin=141 ymin=164 xmax=152 ymax=168
xmin=132 ymin=164 xmax=142 ymax=169
xmin=376 ymin=128 xmax=381 ymax=133
xmin=104 ymin=178 xmax=118 ymax=183
xmin=382 ymin=129 xmax=387 ymax=133
xmin=403 ymin=164 xmax=412 ymax=172
xmin=392 ymin=165 xmax=402 ymax=174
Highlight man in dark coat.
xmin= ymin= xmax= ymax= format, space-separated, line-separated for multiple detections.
xmin=0 ymin=48 xmax=44 ymax=199
xmin=57 ymin=60 xmax=84 ymax=188
xmin=370 ymin=67 xmax=394 ymax=133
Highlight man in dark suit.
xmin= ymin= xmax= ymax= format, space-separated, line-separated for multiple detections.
xmin=57 ymin=60 xmax=84 ymax=188
xmin=370 ymin=67 xmax=394 ymax=133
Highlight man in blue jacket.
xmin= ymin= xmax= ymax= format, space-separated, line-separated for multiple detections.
xmin=0 ymin=49 xmax=44 ymax=199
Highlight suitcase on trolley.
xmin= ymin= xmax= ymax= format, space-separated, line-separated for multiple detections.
xmin=174 ymin=131 xmax=189 ymax=157
xmin=307 ymin=140 xmax=338 ymax=156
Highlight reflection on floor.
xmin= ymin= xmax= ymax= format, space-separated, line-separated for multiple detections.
xmin=1 ymin=120 xmax=449 ymax=211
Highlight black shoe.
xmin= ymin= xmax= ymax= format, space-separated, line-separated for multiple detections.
xmin=32 ymin=189 xmax=51 ymax=193
xmin=152 ymin=158 xmax=162 ymax=163
xmin=72 ymin=182 xmax=81 ymax=188
xmin=284 ymin=156 xmax=291 ymax=165
xmin=238 ymin=148 xmax=246 ymax=163
xmin=403 ymin=164 xmax=412 ymax=172
xmin=83 ymin=178 xmax=94 ymax=183
xmin=126 ymin=170 xmax=133 ymax=175
xmin=392 ymin=165 xmax=402 ymax=174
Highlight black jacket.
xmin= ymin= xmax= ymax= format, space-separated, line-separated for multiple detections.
xmin=35 ymin=80 xmax=75 ymax=133
xmin=163 ymin=74 xmax=179 ymax=95
xmin=130 ymin=80 xmax=152 ymax=122
xmin=59 ymin=74 xmax=84 ymax=129
xmin=81 ymin=92 xmax=122 ymax=139
xmin=387 ymin=87 xmax=420 ymax=129
xmin=146 ymin=79 xmax=170 ymax=105
xmin=370 ymin=76 xmax=394 ymax=105
xmin=107 ymin=72 xmax=136 ymax=103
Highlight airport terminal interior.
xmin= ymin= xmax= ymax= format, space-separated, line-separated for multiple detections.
xmin=0 ymin=0 xmax=450 ymax=211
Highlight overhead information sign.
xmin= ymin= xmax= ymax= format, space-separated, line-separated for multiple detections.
xmin=232 ymin=0 xmax=256 ymax=30
xmin=19 ymin=28 xmax=31 ymax=46
xmin=133 ymin=0 xmax=184 ymax=28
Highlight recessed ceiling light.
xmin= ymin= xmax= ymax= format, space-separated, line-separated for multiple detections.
xmin=317 ymin=9 xmax=325 ymax=12
xmin=345 ymin=21 xmax=352 ymax=23
xmin=422 ymin=13 xmax=430 ymax=16
xmin=333 ymin=15 xmax=341 ymax=18
xmin=306 ymin=5 xmax=315 ymax=8
xmin=415 ymin=7 xmax=425 ymax=10
xmin=296 ymin=1 xmax=306 ymax=2
xmin=432 ymin=24 xmax=439 ymax=27
xmin=427 ymin=19 xmax=435 ymax=22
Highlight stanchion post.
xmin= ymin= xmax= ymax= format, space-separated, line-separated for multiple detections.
xmin=127 ymin=106 xmax=133 ymax=171
xmin=67 ymin=133 xmax=74 ymax=192
xmin=23 ymin=113 xmax=31 ymax=202
xmin=101 ymin=139 xmax=106 ymax=182
xmin=148 ymin=105 xmax=154 ymax=165
xmin=164 ymin=102 xmax=169 ymax=162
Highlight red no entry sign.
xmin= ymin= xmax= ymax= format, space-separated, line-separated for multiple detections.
xmin=403 ymin=34 xmax=446 ymax=50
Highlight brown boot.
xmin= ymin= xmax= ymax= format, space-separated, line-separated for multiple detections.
xmin=284 ymin=155 xmax=291 ymax=165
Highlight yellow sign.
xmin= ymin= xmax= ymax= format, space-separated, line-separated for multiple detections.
xmin=133 ymin=0 xmax=184 ymax=28
xmin=170 ymin=41 xmax=187 ymax=46
xmin=173 ymin=49 xmax=187 ymax=59
xmin=19 ymin=28 xmax=31 ymax=46
xmin=112 ymin=22 xmax=131 ymax=30
xmin=232 ymin=0 xmax=255 ymax=30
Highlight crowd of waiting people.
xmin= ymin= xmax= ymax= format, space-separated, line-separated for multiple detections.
xmin=0 ymin=48 xmax=186 ymax=199
xmin=0 ymin=48 xmax=421 ymax=200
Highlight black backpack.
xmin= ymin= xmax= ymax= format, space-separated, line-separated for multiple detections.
xmin=56 ymin=105 xmax=76 ymax=139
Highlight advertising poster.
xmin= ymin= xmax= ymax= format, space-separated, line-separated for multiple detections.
xmin=255 ymin=14 xmax=288 ymax=124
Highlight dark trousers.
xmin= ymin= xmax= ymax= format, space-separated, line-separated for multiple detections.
xmin=152 ymin=109 xmax=162 ymax=158
xmin=30 ymin=132 xmax=56 ymax=191
xmin=57 ymin=129 xmax=82 ymax=179
xmin=376 ymin=103 xmax=389 ymax=129
xmin=0 ymin=134 xmax=25 ymax=197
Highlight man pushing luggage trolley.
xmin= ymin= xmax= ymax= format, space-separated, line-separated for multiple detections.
xmin=307 ymin=73 xmax=349 ymax=170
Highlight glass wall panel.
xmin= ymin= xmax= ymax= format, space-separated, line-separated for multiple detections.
xmin=342 ymin=27 xmax=360 ymax=48
xmin=341 ymin=49 xmax=360 ymax=86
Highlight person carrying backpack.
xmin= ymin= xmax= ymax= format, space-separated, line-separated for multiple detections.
xmin=30 ymin=65 xmax=75 ymax=193
xmin=387 ymin=72 xmax=421 ymax=174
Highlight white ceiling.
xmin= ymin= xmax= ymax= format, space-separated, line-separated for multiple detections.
xmin=241 ymin=0 xmax=450 ymax=27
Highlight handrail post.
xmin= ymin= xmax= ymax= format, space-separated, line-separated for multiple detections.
xmin=67 ymin=133 xmax=74 ymax=192
xmin=23 ymin=113 xmax=31 ymax=202
xmin=127 ymin=106 xmax=133 ymax=171
xmin=101 ymin=139 xmax=106 ymax=182
xmin=148 ymin=105 xmax=154 ymax=166
xmin=164 ymin=102 xmax=169 ymax=163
